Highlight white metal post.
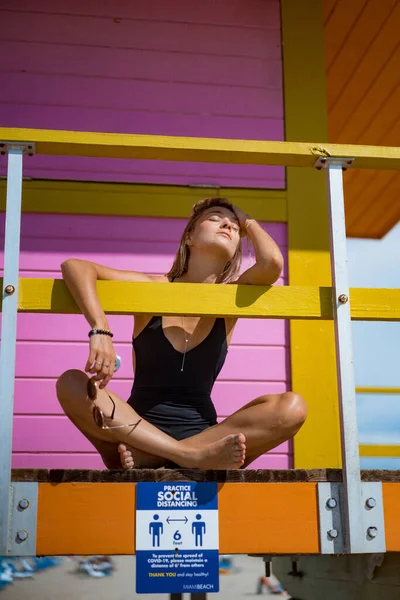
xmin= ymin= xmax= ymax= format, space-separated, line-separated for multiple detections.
xmin=0 ymin=146 xmax=24 ymax=555
xmin=323 ymin=158 xmax=369 ymax=552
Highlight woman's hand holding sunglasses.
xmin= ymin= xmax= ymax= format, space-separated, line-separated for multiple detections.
xmin=85 ymin=333 xmax=116 ymax=389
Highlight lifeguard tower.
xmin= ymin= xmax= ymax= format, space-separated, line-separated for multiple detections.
xmin=1 ymin=1 xmax=399 ymax=598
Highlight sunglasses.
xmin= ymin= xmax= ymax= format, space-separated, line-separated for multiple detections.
xmin=87 ymin=378 xmax=142 ymax=430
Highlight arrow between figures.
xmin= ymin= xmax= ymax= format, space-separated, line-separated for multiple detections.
xmin=167 ymin=516 xmax=188 ymax=524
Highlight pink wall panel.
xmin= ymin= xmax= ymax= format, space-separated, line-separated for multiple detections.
xmin=11 ymin=313 xmax=288 ymax=346
xmin=13 ymin=417 xmax=290 ymax=455
xmin=0 ymin=0 xmax=284 ymax=188
xmin=14 ymin=380 xmax=289 ymax=416
xmin=11 ymin=453 xmax=290 ymax=470
xmin=0 ymin=214 xmax=288 ymax=244
xmin=1 ymin=247 xmax=288 ymax=279
xmin=1 ymin=212 xmax=291 ymax=469
xmin=0 ymin=214 xmax=288 ymax=278
xmin=0 ymin=0 xmax=281 ymax=28
xmin=1 ymin=41 xmax=281 ymax=87
xmin=14 ymin=342 xmax=288 ymax=381
xmin=11 ymin=453 xmax=106 ymax=470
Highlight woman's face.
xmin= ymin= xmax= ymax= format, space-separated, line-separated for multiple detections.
xmin=188 ymin=206 xmax=241 ymax=260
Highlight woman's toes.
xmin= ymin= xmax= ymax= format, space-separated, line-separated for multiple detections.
xmin=117 ymin=443 xmax=134 ymax=470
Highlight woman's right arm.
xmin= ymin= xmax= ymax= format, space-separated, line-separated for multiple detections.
xmin=61 ymin=258 xmax=152 ymax=387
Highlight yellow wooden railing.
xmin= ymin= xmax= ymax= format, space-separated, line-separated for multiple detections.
xmin=1 ymin=127 xmax=399 ymax=168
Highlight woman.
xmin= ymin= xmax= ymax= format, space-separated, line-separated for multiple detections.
xmin=57 ymin=197 xmax=307 ymax=470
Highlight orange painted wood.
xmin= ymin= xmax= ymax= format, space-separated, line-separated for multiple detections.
xmin=349 ymin=174 xmax=399 ymax=234
xmin=37 ymin=483 xmax=135 ymax=555
xmin=329 ymin=5 xmax=400 ymax=138
xmin=337 ymin=44 xmax=400 ymax=143
xmin=218 ymin=483 xmax=319 ymax=554
xmin=324 ymin=0 xmax=367 ymax=72
xmin=324 ymin=0 xmax=400 ymax=239
xmin=36 ymin=482 xmax=320 ymax=555
xmin=326 ymin=0 xmax=397 ymax=112
xmin=383 ymin=483 xmax=400 ymax=551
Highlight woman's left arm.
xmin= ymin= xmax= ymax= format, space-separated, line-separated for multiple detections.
xmin=233 ymin=205 xmax=284 ymax=286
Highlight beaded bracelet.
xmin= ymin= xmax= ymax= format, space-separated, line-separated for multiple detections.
xmin=88 ymin=329 xmax=114 ymax=338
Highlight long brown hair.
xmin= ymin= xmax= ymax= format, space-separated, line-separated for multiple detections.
xmin=167 ymin=197 xmax=242 ymax=284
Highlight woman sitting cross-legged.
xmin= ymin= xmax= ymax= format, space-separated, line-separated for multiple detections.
xmin=56 ymin=197 xmax=307 ymax=470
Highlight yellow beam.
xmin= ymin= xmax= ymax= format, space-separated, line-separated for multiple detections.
xmin=0 ymin=127 xmax=399 ymax=169
xmin=15 ymin=279 xmax=334 ymax=317
xmin=351 ymin=288 xmax=400 ymax=321
xmin=360 ymin=445 xmax=400 ymax=458
xmin=1 ymin=279 xmax=399 ymax=320
xmin=0 ymin=180 xmax=287 ymax=222
xmin=357 ymin=387 xmax=400 ymax=395
xmin=282 ymin=0 xmax=341 ymax=469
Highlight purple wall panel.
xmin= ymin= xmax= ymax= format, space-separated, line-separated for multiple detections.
xmin=0 ymin=0 xmax=281 ymax=28
xmin=0 ymin=0 xmax=284 ymax=188
xmin=0 ymin=212 xmax=291 ymax=469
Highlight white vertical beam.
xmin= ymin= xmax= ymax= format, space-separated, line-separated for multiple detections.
xmin=0 ymin=146 xmax=24 ymax=555
xmin=323 ymin=158 xmax=365 ymax=552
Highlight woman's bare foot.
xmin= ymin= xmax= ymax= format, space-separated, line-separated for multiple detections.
xmin=119 ymin=433 xmax=246 ymax=471
xmin=189 ymin=433 xmax=246 ymax=470
xmin=118 ymin=443 xmax=166 ymax=470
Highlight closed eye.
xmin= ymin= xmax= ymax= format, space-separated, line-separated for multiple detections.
xmin=207 ymin=212 xmax=239 ymax=231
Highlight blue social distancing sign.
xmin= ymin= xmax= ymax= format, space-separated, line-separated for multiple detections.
xmin=136 ymin=482 xmax=219 ymax=594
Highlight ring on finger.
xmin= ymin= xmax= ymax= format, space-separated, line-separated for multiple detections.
xmin=95 ymin=361 xmax=102 ymax=366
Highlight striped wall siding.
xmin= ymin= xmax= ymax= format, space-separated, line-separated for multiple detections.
xmin=323 ymin=0 xmax=400 ymax=238
xmin=0 ymin=0 xmax=284 ymax=188
xmin=0 ymin=213 xmax=291 ymax=470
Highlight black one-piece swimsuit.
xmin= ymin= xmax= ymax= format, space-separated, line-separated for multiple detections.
xmin=127 ymin=315 xmax=228 ymax=441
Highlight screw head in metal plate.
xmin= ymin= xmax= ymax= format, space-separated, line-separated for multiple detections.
xmin=338 ymin=294 xmax=348 ymax=303
xmin=5 ymin=284 xmax=15 ymax=295
xmin=326 ymin=498 xmax=337 ymax=509
xmin=366 ymin=497 xmax=376 ymax=509
xmin=367 ymin=526 xmax=378 ymax=539
xmin=18 ymin=499 xmax=30 ymax=510
xmin=16 ymin=529 xmax=29 ymax=541
xmin=327 ymin=529 xmax=338 ymax=539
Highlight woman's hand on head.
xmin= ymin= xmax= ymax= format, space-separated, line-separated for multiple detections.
xmin=85 ymin=335 xmax=116 ymax=389
xmin=232 ymin=204 xmax=251 ymax=238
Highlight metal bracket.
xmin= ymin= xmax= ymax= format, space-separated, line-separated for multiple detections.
xmin=314 ymin=156 xmax=354 ymax=171
xmin=8 ymin=482 xmax=38 ymax=556
xmin=317 ymin=482 xmax=344 ymax=554
xmin=0 ymin=142 xmax=36 ymax=156
xmin=360 ymin=482 xmax=386 ymax=553
xmin=317 ymin=482 xmax=385 ymax=554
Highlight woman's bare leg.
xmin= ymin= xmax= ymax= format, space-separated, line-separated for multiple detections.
xmin=188 ymin=392 xmax=307 ymax=467
xmin=56 ymin=370 xmax=246 ymax=469
xmin=119 ymin=392 xmax=307 ymax=469
xmin=66 ymin=411 xmax=162 ymax=469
